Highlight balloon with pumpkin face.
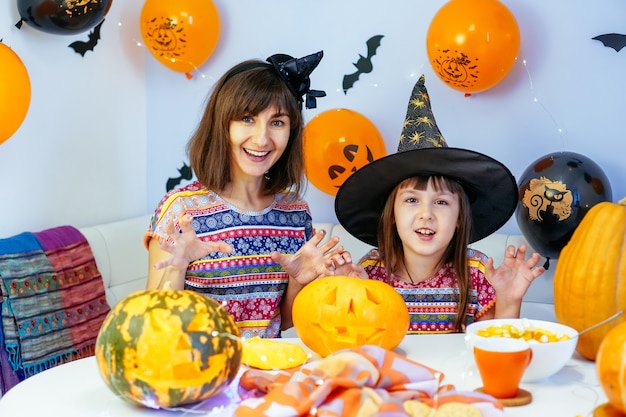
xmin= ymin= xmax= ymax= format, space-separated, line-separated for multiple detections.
xmin=426 ymin=0 xmax=520 ymax=95
xmin=303 ymin=108 xmax=386 ymax=196
xmin=140 ymin=0 xmax=220 ymax=76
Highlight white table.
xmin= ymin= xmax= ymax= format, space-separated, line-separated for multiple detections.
xmin=0 ymin=334 xmax=608 ymax=416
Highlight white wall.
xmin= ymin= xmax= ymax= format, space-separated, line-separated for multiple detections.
xmin=1 ymin=0 xmax=625 ymax=239
xmin=0 ymin=0 xmax=147 ymax=237
xmin=144 ymin=0 xmax=626 ymax=235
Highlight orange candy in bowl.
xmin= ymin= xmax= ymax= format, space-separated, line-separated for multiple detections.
xmin=466 ymin=318 xmax=578 ymax=382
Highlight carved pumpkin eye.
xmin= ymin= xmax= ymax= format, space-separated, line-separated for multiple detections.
xmin=304 ymin=109 xmax=386 ymax=196
xmin=292 ymin=276 xmax=409 ymax=357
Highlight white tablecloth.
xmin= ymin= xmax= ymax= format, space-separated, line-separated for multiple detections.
xmin=0 ymin=334 xmax=608 ymax=416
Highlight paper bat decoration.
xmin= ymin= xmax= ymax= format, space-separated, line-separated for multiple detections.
xmin=69 ymin=19 xmax=104 ymax=57
xmin=166 ymin=162 xmax=194 ymax=192
xmin=343 ymin=35 xmax=384 ymax=94
xmin=592 ymin=33 xmax=626 ymax=52
xmin=14 ymin=7 xmax=37 ymax=30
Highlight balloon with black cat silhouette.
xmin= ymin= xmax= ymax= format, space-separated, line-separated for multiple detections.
xmin=516 ymin=151 xmax=612 ymax=264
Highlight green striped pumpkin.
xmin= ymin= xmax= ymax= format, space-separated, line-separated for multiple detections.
xmin=95 ymin=289 xmax=242 ymax=409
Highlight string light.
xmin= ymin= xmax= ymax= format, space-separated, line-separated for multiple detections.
xmin=521 ymin=58 xmax=566 ymax=147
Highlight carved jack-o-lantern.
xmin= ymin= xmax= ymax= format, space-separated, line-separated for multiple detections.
xmin=304 ymin=108 xmax=386 ymax=196
xmin=95 ymin=290 xmax=242 ymax=408
xmin=293 ymin=276 xmax=409 ymax=357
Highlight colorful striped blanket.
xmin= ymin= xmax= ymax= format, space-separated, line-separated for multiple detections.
xmin=0 ymin=225 xmax=110 ymax=389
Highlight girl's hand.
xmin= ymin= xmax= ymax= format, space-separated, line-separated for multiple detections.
xmin=332 ymin=253 xmax=368 ymax=278
xmin=486 ymin=244 xmax=545 ymax=316
xmin=154 ymin=214 xmax=234 ymax=270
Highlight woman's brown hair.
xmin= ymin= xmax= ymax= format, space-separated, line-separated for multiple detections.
xmin=376 ymin=175 xmax=472 ymax=332
xmin=187 ymin=60 xmax=305 ymax=197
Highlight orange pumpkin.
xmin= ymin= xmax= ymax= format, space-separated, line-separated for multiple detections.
xmin=596 ymin=321 xmax=626 ymax=414
xmin=554 ymin=198 xmax=626 ymax=361
xmin=292 ymin=276 xmax=409 ymax=357
xmin=95 ymin=290 xmax=242 ymax=408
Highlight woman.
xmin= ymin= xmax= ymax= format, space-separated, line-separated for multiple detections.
xmin=145 ymin=51 xmax=343 ymax=338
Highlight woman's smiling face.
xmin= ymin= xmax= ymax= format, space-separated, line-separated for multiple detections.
xmin=228 ymin=104 xmax=291 ymax=180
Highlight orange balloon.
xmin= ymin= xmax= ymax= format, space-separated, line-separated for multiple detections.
xmin=0 ymin=44 xmax=31 ymax=145
xmin=304 ymin=109 xmax=386 ymax=196
xmin=426 ymin=0 xmax=520 ymax=94
xmin=140 ymin=0 xmax=220 ymax=75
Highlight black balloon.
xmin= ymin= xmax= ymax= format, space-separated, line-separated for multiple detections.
xmin=17 ymin=0 xmax=112 ymax=35
xmin=516 ymin=151 xmax=612 ymax=261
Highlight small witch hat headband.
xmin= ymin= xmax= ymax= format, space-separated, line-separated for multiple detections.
xmin=224 ymin=51 xmax=326 ymax=109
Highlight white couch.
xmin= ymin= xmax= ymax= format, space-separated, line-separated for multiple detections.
xmin=79 ymin=216 xmax=557 ymax=323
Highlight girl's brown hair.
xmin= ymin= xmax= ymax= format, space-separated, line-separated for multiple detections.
xmin=187 ymin=60 xmax=305 ymax=197
xmin=376 ymin=175 xmax=472 ymax=332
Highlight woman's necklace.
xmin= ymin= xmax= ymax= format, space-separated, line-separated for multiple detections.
xmin=403 ymin=261 xmax=415 ymax=283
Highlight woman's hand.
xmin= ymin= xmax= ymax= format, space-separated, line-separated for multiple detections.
xmin=271 ymin=229 xmax=360 ymax=286
xmin=154 ymin=214 xmax=234 ymax=270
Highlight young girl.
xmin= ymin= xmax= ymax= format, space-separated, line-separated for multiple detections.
xmin=144 ymin=51 xmax=344 ymax=339
xmin=333 ymin=75 xmax=545 ymax=333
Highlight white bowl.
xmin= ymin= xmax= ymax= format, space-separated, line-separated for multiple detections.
xmin=466 ymin=318 xmax=579 ymax=382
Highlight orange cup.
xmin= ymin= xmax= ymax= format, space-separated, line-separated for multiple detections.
xmin=473 ymin=337 xmax=532 ymax=398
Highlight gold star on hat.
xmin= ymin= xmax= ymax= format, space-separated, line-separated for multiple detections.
xmin=398 ymin=75 xmax=446 ymax=151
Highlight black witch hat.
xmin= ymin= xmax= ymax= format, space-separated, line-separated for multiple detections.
xmin=335 ymin=75 xmax=518 ymax=246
